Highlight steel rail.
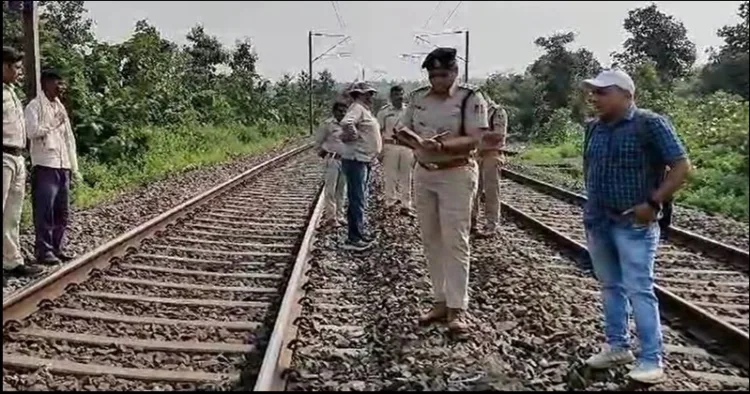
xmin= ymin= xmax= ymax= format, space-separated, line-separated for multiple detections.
xmin=501 ymin=199 xmax=749 ymax=370
xmin=253 ymin=182 xmax=325 ymax=391
xmin=501 ymin=168 xmax=749 ymax=273
xmin=3 ymin=142 xmax=314 ymax=325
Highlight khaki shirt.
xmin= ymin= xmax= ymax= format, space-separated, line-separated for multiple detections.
xmin=478 ymin=105 xmax=508 ymax=151
xmin=340 ymin=102 xmax=382 ymax=162
xmin=3 ymin=84 xmax=26 ymax=149
xmin=376 ymin=103 xmax=405 ymax=141
xmin=400 ymin=84 xmax=489 ymax=164
xmin=314 ymin=116 xmax=345 ymax=155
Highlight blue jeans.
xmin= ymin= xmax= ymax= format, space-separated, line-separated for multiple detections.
xmin=341 ymin=159 xmax=370 ymax=243
xmin=585 ymin=219 xmax=663 ymax=367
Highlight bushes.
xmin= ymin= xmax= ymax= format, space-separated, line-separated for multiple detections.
xmin=517 ymin=92 xmax=749 ymax=222
xmin=72 ymin=123 xmax=302 ymax=208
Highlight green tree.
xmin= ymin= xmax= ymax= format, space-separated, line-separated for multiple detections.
xmin=699 ymin=1 xmax=749 ymax=99
xmin=613 ymin=4 xmax=697 ymax=83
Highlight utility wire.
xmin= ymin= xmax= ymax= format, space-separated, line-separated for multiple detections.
xmin=423 ymin=1 xmax=443 ymax=29
xmin=442 ymin=1 xmax=462 ymax=26
xmin=331 ymin=1 xmax=346 ymax=29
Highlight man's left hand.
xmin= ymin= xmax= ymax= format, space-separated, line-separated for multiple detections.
xmin=630 ymin=202 xmax=657 ymax=224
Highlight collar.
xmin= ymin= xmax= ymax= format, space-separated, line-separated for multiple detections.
xmin=427 ymin=82 xmax=459 ymax=98
xmin=600 ymin=103 xmax=637 ymax=126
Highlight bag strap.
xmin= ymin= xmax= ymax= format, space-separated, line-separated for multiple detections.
xmin=582 ymin=119 xmax=598 ymax=180
xmin=459 ymin=88 xmax=477 ymax=136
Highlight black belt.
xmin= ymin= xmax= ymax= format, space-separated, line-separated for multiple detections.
xmin=2 ymin=145 xmax=24 ymax=157
xmin=325 ymin=152 xmax=340 ymax=160
xmin=417 ymin=158 xmax=471 ymax=171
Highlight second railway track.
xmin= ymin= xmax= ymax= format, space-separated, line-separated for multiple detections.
xmin=500 ymin=169 xmax=749 ymax=368
xmin=2 ymin=144 xmax=325 ymax=390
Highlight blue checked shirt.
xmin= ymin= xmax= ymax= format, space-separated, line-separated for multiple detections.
xmin=583 ymin=105 xmax=687 ymax=223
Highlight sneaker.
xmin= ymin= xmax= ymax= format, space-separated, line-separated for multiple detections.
xmin=585 ymin=348 xmax=636 ymax=369
xmin=341 ymin=239 xmax=373 ymax=252
xmin=6 ymin=264 xmax=45 ymax=277
xmin=337 ymin=217 xmax=347 ymax=226
xmin=627 ymin=363 xmax=666 ymax=384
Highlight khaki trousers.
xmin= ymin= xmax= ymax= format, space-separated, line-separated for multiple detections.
xmin=471 ymin=153 xmax=502 ymax=231
xmin=414 ymin=163 xmax=478 ymax=310
xmin=323 ymin=155 xmax=346 ymax=221
xmin=382 ymin=144 xmax=414 ymax=208
xmin=3 ymin=153 xmax=26 ymax=270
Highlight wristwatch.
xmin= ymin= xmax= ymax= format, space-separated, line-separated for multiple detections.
xmin=646 ymin=197 xmax=662 ymax=212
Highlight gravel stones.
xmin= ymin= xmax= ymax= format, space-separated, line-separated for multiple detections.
xmin=285 ymin=164 xmax=747 ymax=391
xmin=4 ymin=137 xmax=307 ymax=297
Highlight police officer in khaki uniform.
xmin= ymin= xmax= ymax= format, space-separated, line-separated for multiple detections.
xmin=376 ymin=85 xmax=415 ymax=216
xmin=314 ymin=100 xmax=349 ymax=227
xmin=3 ymin=47 xmax=44 ymax=286
xmin=471 ymin=99 xmax=508 ymax=237
xmin=397 ymin=47 xmax=489 ymax=332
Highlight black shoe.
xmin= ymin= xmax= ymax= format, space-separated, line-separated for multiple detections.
xmin=36 ymin=254 xmax=62 ymax=266
xmin=55 ymin=253 xmax=75 ymax=263
xmin=400 ymin=207 xmax=416 ymax=218
xmin=6 ymin=264 xmax=45 ymax=277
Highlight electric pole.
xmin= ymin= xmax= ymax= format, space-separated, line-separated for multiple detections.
xmin=307 ymin=31 xmax=350 ymax=135
xmin=464 ymin=30 xmax=469 ymax=83
xmin=9 ymin=0 xmax=40 ymax=101
xmin=308 ymin=31 xmax=313 ymax=136
xmin=413 ymin=30 xmax=470 ymax=83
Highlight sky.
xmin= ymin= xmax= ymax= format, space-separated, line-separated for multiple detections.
xmin=84 ymin=1 xmax=743 ymax=83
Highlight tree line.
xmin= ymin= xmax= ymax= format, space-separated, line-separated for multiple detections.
xmin=3 ymin=0 xmax=338 ymax=164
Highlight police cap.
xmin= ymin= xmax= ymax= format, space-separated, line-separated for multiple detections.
xmin=421 ymin=47 xmax=457 ymax=71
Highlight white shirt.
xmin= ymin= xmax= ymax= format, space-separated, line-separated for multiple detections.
xmin=3 ymin=84 xmax=26 ymax=149
xmin=25 ymin=94 xmax=79 ymax=172
xmin=339 ymin=101 xmax=382 ymax=162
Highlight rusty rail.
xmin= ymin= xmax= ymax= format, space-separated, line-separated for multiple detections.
xmin=253 ymin=183 xmax=325 ymax=391
xmin=501 ymin=168 xmax=749 ymax=273
xmin=3 ymin=142 xmax=314 ymax=325
xmin=502 ymin=202 xmax=750 ymax=370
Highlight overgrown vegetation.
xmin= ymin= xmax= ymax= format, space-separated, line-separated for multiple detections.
xmin=3 ymin=2 xmax=748 ymax=222
xmin=3 ymin=1 xmax=338 ymax=208
xmin=488 ymin=2 xmax=749 ymax=221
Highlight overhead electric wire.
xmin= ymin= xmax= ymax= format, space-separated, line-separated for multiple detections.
xmin=331 ymin=1 xmax=346 ymax=29
xmin=423 ymin=1 xmax=443 ymax=29
xmin=442 ymin=1 xmax=463 ymax=26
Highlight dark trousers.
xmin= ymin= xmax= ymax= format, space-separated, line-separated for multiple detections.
xmin=341 ymin=159 xmax=370 ymax=243
xmin=31 ymin=166 xmax=71 ymax=259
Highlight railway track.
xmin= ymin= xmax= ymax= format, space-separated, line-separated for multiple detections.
xmin=2 ymin=144 xmax=326 ymax=391
xmin=253 ymin=164 xmax=748 ymax=391
xmin=499 ymin=169 xmax=749 ymax=371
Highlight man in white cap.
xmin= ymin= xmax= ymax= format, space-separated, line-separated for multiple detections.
xmin=580 ymin=68 xmax=691 ymax=384
xmin=339 ymin=81 xmax=382 ymax=251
